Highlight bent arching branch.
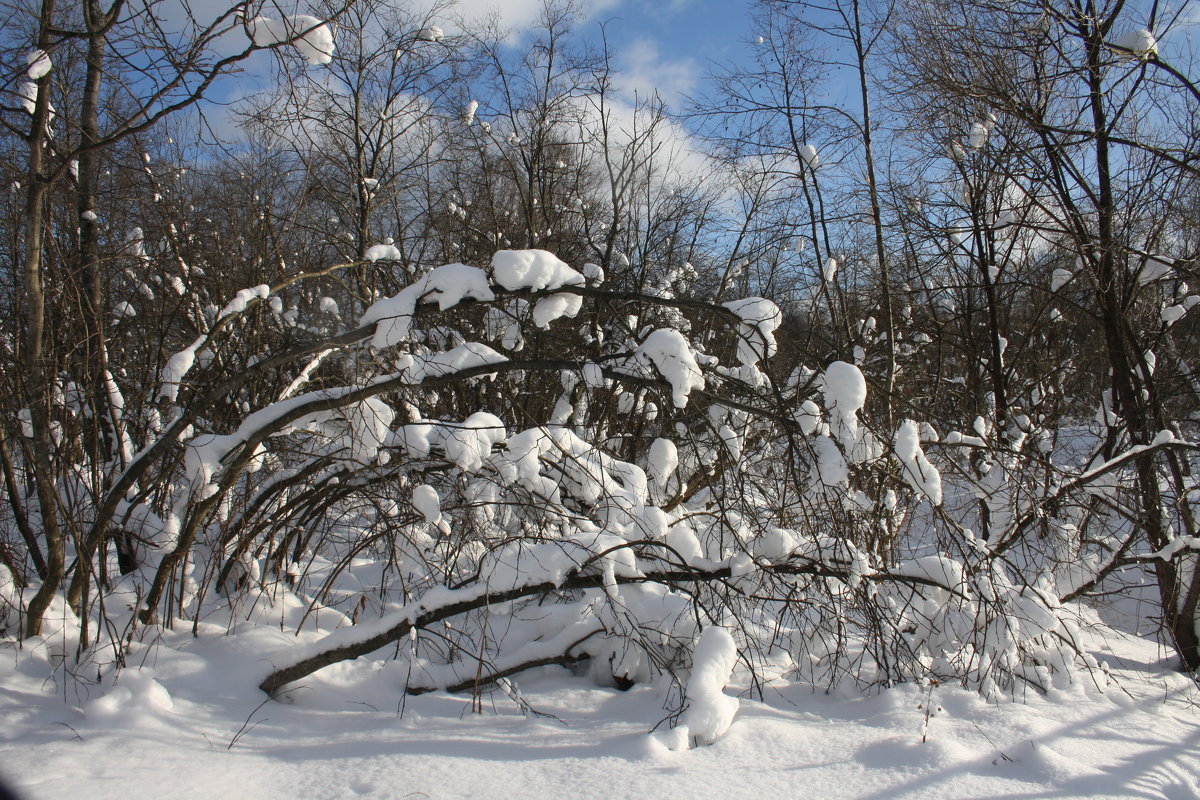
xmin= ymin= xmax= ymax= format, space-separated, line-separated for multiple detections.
xmin=257 ymin=558 xmax=956 ymax=695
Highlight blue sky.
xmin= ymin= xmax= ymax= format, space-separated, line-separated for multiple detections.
xmin=448 ymin=0 xmax=759 ymax=109
xmin=195 ymin=0 xmax=1198 ymax=140
xmin=600 ymin=0 xmax=755 ymax=101
xmin=189 ymin=0 xmax=760 ymax=136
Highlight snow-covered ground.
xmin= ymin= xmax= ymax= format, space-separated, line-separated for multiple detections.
xmin=3 ymin=604 xmax=1199 ymax=800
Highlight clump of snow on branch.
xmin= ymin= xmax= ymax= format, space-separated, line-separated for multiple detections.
xmin=968 ymin=122 xmax=989 ymax=149
xmin=490 ymin=249 xmax=584 ymax=292
xmin=412 ymin=484 xmax=444 ymax=527
xmin=823 ymin=257 xmax=838 ymax=282
xmin=360 ymin=262 xmax=495 ymax=348
xmin=894 ymin=419 xmax=943 ymax=505
xmin=823 ymin=360 xmax=867 ymax=431
xmin=723 ymin=297 xmax=782 ymax=370
xmin=158 ymin=284 xmax=270 ymax=401
xmin=25 ymin=49 xmax=51 ymax=80
xmin=632 ymin=329 xmax=705 ymax=408
xmin=532 ymin=293 xmax=582 ymax=328
xmin=249 ymin=15 xmax=335 ymax=65
xmin=414 ymin=25 xmax=444 ymax=42
xmin=799 ymin=143 xmax=819 ymax=169
xmin=1137 ymin=255 xmax=1173 ymax=285
xmin=364 ymin=240 xmax=402 ymax=262
xmin=1111 ymin=29 xmax=1157 ymax=60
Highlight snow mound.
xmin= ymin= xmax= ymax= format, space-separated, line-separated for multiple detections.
xmin=83 ymin=670 xmax=175 ymax=721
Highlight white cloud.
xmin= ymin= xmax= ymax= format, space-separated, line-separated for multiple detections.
xmin=613 ymin=37 xmax=699 ymax=109
xmin=413 ymin=0 xmax=621 ymax=38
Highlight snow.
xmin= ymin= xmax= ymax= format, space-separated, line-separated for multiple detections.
xmin=894 ymin=419 xmax=943 ymax=505
xmin=1050 ymin=268 xmax=1073 ymax=292
xmin=1148 ymin=535 xmax=1200 ymax=560
xmin=646 ymin=437 xmax=679 ymax=488
xmin=723 ymin=297 xmax=782 ymax=368
xmin=531 ymin=292 xmax=582 ymax=328
xmin=812 ymin=434 xmax=848 ymax=486
xmin=412 ymin=484 xmax=442 ymax=526
xmin=1161 ymin=304 xmax=1186 ymax=325
xmin=491 ymin=249 xmax=585 ymax=292
xmin=1112 ymin=29 xmax=1158 ymax=59
xmin=967 ymin=122 xmax=988 ymax=149
xmin=992 ymin=210 xmax=1016 ymax=230
xmin=582 ymin=262 xmax=604 ymax=285
xmin=158 ymin=285 xmax=270 ymax=401
xmin=414 ymin=25 xmax=445 ymax=42
xmin=158 ymin=347 xmax=196 ymax=402
xmin=582 ymin=362 xmax=606 ymax=388
xmin=7 ymin=606 xmax=1194 ymax=800
xmin=25 ymin=49 xmax=51 ymax=80
xmin=218 ymin=285 xmax=271 ymax=319
xmin=364 ymin=242 xmax=402 ymax=262
xmin=435 ymin=411 xmax=506 ymax=472
xmin=404 ymin=342 xmax=507 ymax=383
xmin=634 ymin=329 xmax=705 ymax=408
xmin=464 ymin=100 xmax=478 ymax=125
xmin=361 ymin=263 xmax=495 ymax=349
xmin=799 ymin=144 xmax=819 ymax=169
xmin=249 ymin=15 xmax=335 ymax=65
xmin=1137 ymin=255 xmax=1173 ymax=285
xmin=0 ymin=565 xmax=17 ymax=629
xmin=679 ymin=627 xmax=740 ymax=746
xmin=823 ymin=360 xmax=867 ymax=416
xmin=18 ymin=81 xmax=40 ymax=116
xmin=794 ymin=399 xmax=821 ymax=435
xmin=823 ymin=257 xmax=838 ymax=282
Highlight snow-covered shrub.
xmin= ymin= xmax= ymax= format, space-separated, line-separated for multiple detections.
xmin=57 ymin=244 xmax=1098 ymax=717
